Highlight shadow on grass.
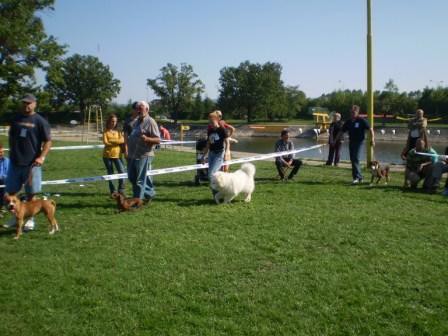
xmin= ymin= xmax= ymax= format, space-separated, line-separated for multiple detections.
xmin=156 ymin=180 xmax=197 ymax=188
xmin=59 ymin=202 xmax=113 ymax=210
xmin=0 ymin=229 xmax=14 ymax=237
xmin=155 ymin=196 xmax=215 ymax=207
xmin=45 ymin=192 xmax=97 ymax=197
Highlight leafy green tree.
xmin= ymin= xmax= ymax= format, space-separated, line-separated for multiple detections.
xmin=285 ymin=86 xmax=307 ymax=119
xmin=311 ymin=90 xmax=365 ymax=119
xmin=419 ymin=87 xmax=448 ymax=117
xmin=201 ymin=97 xmax=216 ymax=119
xmin=218 ymin=61 xmax=288 ymax=122
xmin=378 ymin=79 xmax=401 ymax=115
xmin=46 ymin=54 xmax=121 ymax=118
xmin=147 ymin=63 xmax=204 ymax=122
xmin=0 ymin=0 xmax=66 ymax=113
xmin=191 ymin=93 xmax=203 ymax=120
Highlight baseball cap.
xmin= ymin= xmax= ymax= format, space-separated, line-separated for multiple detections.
xmin=22 ymin=94 xmax=37 ymax=103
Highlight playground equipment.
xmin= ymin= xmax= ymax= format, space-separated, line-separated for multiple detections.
xmin=312 ymin=112 xmax=330 ymax=134
xmin=82 ymin=105 xmax=103 ymax=143
xmin=179 ymin=124 xmax=190 ymax=143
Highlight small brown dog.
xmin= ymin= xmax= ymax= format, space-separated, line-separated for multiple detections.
xmin=4 ymin=194 xmax=59 ymax=240
xmin=370 ymin=160 xmax=391 ymax=185
xmin=111 ymin=192 xmax=143 ymax=212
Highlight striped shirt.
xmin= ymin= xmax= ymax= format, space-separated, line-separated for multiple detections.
xmin=275 ymin=139 xmax=294 ymax=163
xmin=127 ymin=115 xmax=160 ymax=159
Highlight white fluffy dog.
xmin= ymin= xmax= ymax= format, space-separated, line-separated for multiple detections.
xmin=211 ymin=163 xmax=256 ymax=204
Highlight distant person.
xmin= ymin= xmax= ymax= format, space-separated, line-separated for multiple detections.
xmin=3 ymin=94 xmax=52 ymax=231
xmin=339 ymin=105 xmax=375 ymax=184
xmin=326 ymin=112 xmax=343 ymax=166
xmin=122 ymin=101 xmax=139 ymax=159
xmin=126 ymin=101 xmax=160 ymax=202
xmin=0 ymin=144 xmax=10 ymax=212
xmin=274 ymin=130 xmax=302 ymax=181
xmin=204 ymin=111 xmax=229 ymax=194
xmin=210 ymin=110 xmax=235 ymax=172
xmin=401 ymin=108 xmax=428 ymax=159
xmin=159 ymin=125 xmax=171 ymax=141
xmin=403 ymin=138 xmax=437 ymax=189
xmin=102 ymin=114 xmax=125 ymax=196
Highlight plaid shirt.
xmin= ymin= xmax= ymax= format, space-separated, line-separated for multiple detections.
xmin=127 ymin=115 xmax=160 ymax=159
xmin=275 ymin=139 xmax=294 ymax=163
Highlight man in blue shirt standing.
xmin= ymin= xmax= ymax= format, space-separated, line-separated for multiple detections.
xmin=3 ymin=94 xmax=52 ymax=230
xmin=340 ymin=105 xmax=375 ymax=184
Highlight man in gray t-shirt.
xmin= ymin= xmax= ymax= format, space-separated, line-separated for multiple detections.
xmin=126 ymin=101 xmax=160 ymax=201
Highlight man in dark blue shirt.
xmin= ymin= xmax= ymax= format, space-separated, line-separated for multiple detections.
xmin=340 ymin=105 xmax=375 ymax=184
xmin=4 ymin=94 xmax=52 ymax=230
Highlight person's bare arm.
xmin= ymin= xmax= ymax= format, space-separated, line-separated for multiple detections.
xmin=141 ymin=134 xmax=160 ymax=145
xmin=203 ymin=141 xmax=210 ymax=161
xmin=35 ymin=140 xmax=52 ymax=165
xmin=227 ymin=125 xmax=235 ymax=137
xmin=418 ymin=161 xmax=432 ymax=172
xmin=224 ymin=138 xmax=230 ymax=155
xmin=123 ymin=133 xmax=129 ymax=158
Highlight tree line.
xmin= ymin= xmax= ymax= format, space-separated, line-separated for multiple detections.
xmin=1 ymin=1 xmax=447 ymax=124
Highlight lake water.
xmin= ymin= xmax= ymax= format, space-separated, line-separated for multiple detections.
xmin=181 ymin=136 xmax=446 ymax=164
xmin=228 ymin=137 xmax=447 ymax=164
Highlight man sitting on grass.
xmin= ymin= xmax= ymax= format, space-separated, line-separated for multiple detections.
xmin=274 ymin=130 xmax=302 ymax=181
xmin=403 ymin=138 xmax=437 ymax=189
xmin=423 ymin=146 xmax=448 ymax=195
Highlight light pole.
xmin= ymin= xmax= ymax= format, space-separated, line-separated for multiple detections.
xmin=366 ymin=0 xmax=374 ymax=164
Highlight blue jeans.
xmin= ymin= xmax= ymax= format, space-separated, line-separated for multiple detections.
xmin=103 ymin=158 xmax=125 ymax=194
xmin=208 ymin=150 xmax=224 ymax=194
xmin=208 ymin=150 xmax=224 ymax=180
xmin=0 ymin=178 xmax=5 ymax=207
xmin=349 ymin=141 xmax=363 ymax=180
xmin=127 ymin=156 xmax=155 ymax=200
xmin=6 ymin=164 xmax=42 ymax=194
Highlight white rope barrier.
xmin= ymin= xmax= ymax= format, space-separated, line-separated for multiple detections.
xmin=8 ymin=144 xmax=324 ymax=187
xmin=415 ymin=152 xmax=447 ymax=160
xmin=3 ymin=140 xmax=195 ymax=151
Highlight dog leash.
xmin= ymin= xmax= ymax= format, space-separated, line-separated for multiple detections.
xmin=26 ymin=163 xmax=38 ymax=188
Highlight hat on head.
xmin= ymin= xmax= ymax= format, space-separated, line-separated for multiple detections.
xmin=22 ymin=94 xmax=36 ymax=103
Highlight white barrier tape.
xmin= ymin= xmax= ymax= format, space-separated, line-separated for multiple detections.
xmin=3 ymin=144 xmax=323 ymax=187
xmin=160 ymin=140 xmax=196 ymax=145
xmin=3 ymin=140 xmax=195 ymax=151
xmin=415 ymin=152 xmax=447 ymax=160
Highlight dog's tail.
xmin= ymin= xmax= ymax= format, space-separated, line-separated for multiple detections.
xmin=241 ymin=163 xmax=256 ymax=177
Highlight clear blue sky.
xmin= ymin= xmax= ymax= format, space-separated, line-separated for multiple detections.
xmin=39 ymin=0 xmax=448 ymax=103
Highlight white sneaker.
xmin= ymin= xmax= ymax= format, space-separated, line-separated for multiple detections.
xmin=3 ymin=217 xmax=16 ymax=228
xmin=352 ymin=179 xmax=360 ymax=185
xmin=23 ymin=218 xmax=35 ymax=231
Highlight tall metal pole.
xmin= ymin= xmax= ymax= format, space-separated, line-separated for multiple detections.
xmin=366 ymin=0 xmax=374 ymax=164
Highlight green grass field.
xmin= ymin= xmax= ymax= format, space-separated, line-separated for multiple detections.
xmin=0 ymin=148 xmax=447 ymax=335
